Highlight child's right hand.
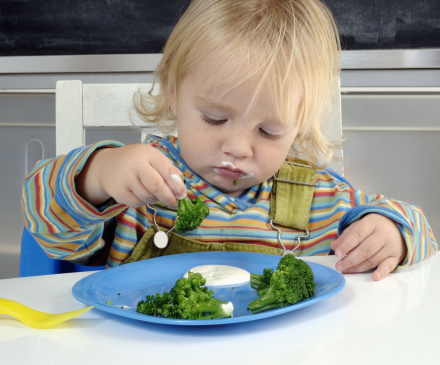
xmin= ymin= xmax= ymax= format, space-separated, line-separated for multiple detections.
xmin=75 ymin=144 xmax=187 ymax=208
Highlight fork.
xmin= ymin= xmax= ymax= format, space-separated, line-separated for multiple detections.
xmin=0 ymin=298 xmax=93 ymax=329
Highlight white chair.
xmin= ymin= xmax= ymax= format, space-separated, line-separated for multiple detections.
xmin=55 ymin=80 xmax=343 ymax=175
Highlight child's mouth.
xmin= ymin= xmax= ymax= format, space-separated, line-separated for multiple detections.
xmin=214 ymin=161 xmax=254 ymax=180
xmin=213 ymin=167 xmax=244 ymax=178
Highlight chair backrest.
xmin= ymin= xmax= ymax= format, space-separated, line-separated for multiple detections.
xmin=55 ymin=79 xmax=344 ymax=175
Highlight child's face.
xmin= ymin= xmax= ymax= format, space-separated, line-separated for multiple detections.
xmin=170 ymin=59 xmax=300 ymax=197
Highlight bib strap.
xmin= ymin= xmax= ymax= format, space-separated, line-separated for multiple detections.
xmin=270 ymin=159 xmax=317 ymax=231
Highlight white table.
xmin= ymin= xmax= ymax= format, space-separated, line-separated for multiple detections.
xmin=1 ymin=255 xmax=438 ymax=365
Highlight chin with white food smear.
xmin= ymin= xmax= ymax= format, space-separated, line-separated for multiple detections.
xmin=183 ymin=265 xmax=250 ymax=286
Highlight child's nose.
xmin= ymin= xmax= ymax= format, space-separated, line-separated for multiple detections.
xmin=221 ymin=132 xmax=254 ymax=158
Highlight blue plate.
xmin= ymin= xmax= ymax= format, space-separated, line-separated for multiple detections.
xmin=72 ymin=252 xmax=345 ymax=326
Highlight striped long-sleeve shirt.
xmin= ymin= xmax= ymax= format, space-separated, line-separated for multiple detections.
xmin=22 ymin=135 xmax=437 ymax=269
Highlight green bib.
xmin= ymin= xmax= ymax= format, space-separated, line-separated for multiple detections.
xmin=122 ymin=159 xmax=316 ymax=264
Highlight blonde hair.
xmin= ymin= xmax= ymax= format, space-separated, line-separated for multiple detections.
xmin=134 ymin=0 xmax=341 ymax=168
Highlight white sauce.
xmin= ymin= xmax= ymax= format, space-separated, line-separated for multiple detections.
xmin=221 ymin=161 xmax=236 ymax=169
xmin=183 ymin=265 xmax=250 ymax=286
xmin=238 ymin=171 xmax=254 ymax=179
xmin=221 ymin=161 xmax=254 ymax=179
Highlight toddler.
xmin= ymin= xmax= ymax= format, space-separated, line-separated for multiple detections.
xmin=22 ymin=0 xmax=437 ymax=281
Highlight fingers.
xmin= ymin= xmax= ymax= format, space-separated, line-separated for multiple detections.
xmin=338 ymin=247 xmax=398 ymax=280
xmin=342 ymin=255 xmax=399 ymax=281
xmin=113 ymin=169 xmax=181 ymax=209
xmin=144 ymin=152 xmax=186 ymax=204
xmin=123 ymin=177 xmax=160 ymax=207
xmin=122 ymin=144 xmax=187 ymax=208
xmin=137 ymin=169 xmax=178 ymax=208
xmin=334 ymin=233 xmax=382 ymax=273
xmin=151 ymin=153 xmax=186 ymax=200
xmin=373 ymin=257 xmax=400 ymax=281
xmin=331 ymin=214 xmax=407 ymax=281
xmin=100 ymin=144 xmax=187 ymax=208
xmin=330 ymin=219 xmax=374 ymax=258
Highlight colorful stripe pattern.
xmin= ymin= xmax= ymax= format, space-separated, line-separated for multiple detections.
xmin=22 ymin=136 xmax=437 ymax=269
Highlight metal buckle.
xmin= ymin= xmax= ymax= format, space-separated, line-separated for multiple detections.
xmin=147 ymin=203 xmax=177 ymax=249
xmin=284 ymin=161 xmax=314 ymax=169
xmin=270 ymin=219 xmax=309 ymax=256
xmin=273 ymin=176 xmax=318 ymax=187
xmin=274 ymin=161 xmax=317 ymax=187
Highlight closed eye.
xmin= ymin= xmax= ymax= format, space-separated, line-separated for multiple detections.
xmin=202 ymin=115 xmax=228 ymax=125
xmin=203 ymin=114 xmax=282 ymax=140
xmin=259 ymin=128 xmax=282 ymax=140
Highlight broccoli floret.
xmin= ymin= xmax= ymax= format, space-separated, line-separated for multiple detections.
xmin=175 ymin=195 xmax=210 ymax=234
xmin=136 ymin=272 xmax=234 ymax=320
xmin=249 ymin=255 xmax=301 ymax=292
xmin=136 ymin=291 xmax=175 ymax=318
xmin=250 ymin=268 xmax=274 ymax=291
xmin=248 ymin=255 xmax=316 ymax=314
xmin=276 ymin=254 xmax=316 ymax=298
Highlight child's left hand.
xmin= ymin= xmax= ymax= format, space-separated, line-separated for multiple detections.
xmin=330 ymin=213 xmax=407 ymax=281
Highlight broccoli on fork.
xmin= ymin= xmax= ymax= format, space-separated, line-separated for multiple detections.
xmin=248 ymin=255 xmax=316 ymax=314
xmin=175 ymin=195 xmax=210 ymax=234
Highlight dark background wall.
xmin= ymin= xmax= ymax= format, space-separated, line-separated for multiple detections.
xmin=326 ymin=0 xmax=440 ymax=50
xmin=1 ymin=0 xmax=439 ymax=56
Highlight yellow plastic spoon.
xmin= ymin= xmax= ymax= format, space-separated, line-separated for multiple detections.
xmin=0 ymin=298 xmax=93 ymax=329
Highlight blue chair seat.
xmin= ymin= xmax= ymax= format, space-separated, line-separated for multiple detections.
xmin=19 ymin=228 xmax=105 ymax=277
